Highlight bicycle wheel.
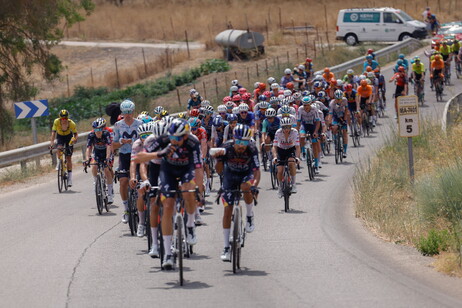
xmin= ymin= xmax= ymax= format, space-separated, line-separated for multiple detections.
xmin=102 ymin=176 xmax=109 ymax=212
xmin=96 ymin=175 xmax=104 ymax=215
xmin=325 ymin=139 xmax=331 ymax=154
xmin=232 ymin=207 xmax=240 ymax=274
xmin=183 ymin=212 xmax=191 ymax=258
xmin=261 ymin=145 xmax=268 ymax=172
xmin=63 ymin=166 xmax=68 ymax=191
xmin=306 ymin=148 xmax=314 ymax=181
xmin=176 ymin=215 xmax=184 ymax=285
xmin=335 ymin=134 xmax=340 ymax=164
xmin=57 ymin=160 xmax=63 ymax=193
xmin=270 ymin=160 xmax=277 ymax=189
xmin=339 ymin=133 xmax=344 ymax=163
xmin=158 ymin=222 xmax=164 ymax=268
xmin=128 ymin=190 xmax=138 ymax=236
xmin=283 ymin=179 xmax=290 ymax=213
xmin=146 ymin=199 xmax=152 ymax=251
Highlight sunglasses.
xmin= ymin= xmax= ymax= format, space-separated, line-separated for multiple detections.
xmin=122 ymin=111 xmax=133 ymax=114
xmin=240 ymin=111 xmax=248 ymax=115
xmin=219 ymin=112 xmax=227 ymax=115
xmin=94 ymin=128 xmax=103 ymax=132
xmin=282 ymin=125 xmax=292 ymax=129
xmin=169 ymin=135 xmax=183 ymax=141
xmin=191 ymin=127 xmax=198 ymax=131
xmin=235 ymin=139 xmax=250 ymax=146
xmin=140 ymin=133 xmax=150 ymax=139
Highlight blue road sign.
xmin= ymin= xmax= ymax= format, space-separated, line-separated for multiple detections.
xmin=14 ymin=100 xmax=49 ymax=119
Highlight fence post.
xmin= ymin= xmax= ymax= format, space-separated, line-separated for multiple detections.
xmin=304 ymin=44 xmax=308 ymax=58
xmin=313 ymin=40 xmax=317 ymax=58
xmin=66 ymin=74 xmax=70 ymax=96
xmin=176 ymin=88 xmax=181 ymax=107
xmin=296 ymin=48 xmax=299 ymax=63
xmin=20 ymin=160 xmax=26 ymax=172
xmin=224 ymin=74 xmax=228 ymax=89
xmin=142 ymin=48 xmax=148 ymax=76
xmin=265 ymin=19 xmax=269 ymax=40
xmin=215 ymin=78 xmax=219 ymax=99
xmin=170 ymin=16 xmax=176 ymax=39
xmin=277 ymin=56 xmax=280 ymax=70
xmin=247 ymin=67 xmax=250 ymax=84
xmin=256 ymin=63 xmax=259 ymax=77
xmin=286 ymin=51 xmax=290 ymax=66
xmin=265 ymin=59 xmax=268 ymax=75
xmin=115 ymin=57 xmax=120 ymax=88
xmin=90 ymin=67 xmax=94 ymax=87
xmin=185 ymin=30 xmax=191 ymax=59
xmin=292 ymin=19 xmax=297 ymax=44
xmin=278 ymin=7 xmax=282 ymax=30
xmin=202 ymin=81 xmax=207 ymax=98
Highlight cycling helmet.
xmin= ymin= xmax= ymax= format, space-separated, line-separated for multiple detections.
xmin=366 ymin=79 xmax=372 ymax=85
xmin=397 ymin=59 xmax=403 ymax=66
xmin=269 ymin=97 xmax=279 ymax=105
xmin=225 ymin=101 xmax=236 ymax=109
xmin=313 ymin=75 xmax=324 ymax=81
xmin=434 ymin=54 xmax=441 ymax=60
xmin=280 ymin=117 xmax=292 ymax=127
xmin=313 ymin=81 xmax=322 ymax=88
xmin=254 ymin=81 xmax=261 ymax=89
xmin=258 ymin=94 xmax=267 ymax=102
xmin=162 ymin=115 xmax=174 ymax=127
xmin=152 ymin=120 xmax=168 ymax=137
xmin=280 ymin=98 xmax=289 ymax=106
xmin=238 ymin=88 xmax=247 ymax=95
xmin=92 ymin=117 xmax=106 ymax=129
xmin=414 ymin=56 xmax=421 ymax=62
xmin=271 ymin=83 xmax=279 ymax=90
xmin=279 ymin=105 xmax=291 ymax=115
xmin=334 ymin=89 xmax=344 ymax=100
xmin=398 ymin=66 xmax=405 ymax=72
xmin=230 ymin=85 xmax=239 ymax=92
xmin=233 ymin=124 xmax=252 ymax=140
xmin=287 ymin=96 xmax=295 ymax=104
xmin=153 ymin=106 xmax=164 ymax=115
xmin=232 ymin=94 xmax=241 ymax=102
xmin=258 ymin=83 xmax=266 ymax=90
xmin=317 ymin=91 xmax=327 ymax=99
xmin=189 ymin=109 xmax=200 ymax=117
xmin=360 ymin=79 xmax=368 ymax=86
xmin=120 ymin=99 xmax=135 ymax=114
xmin=265 ymin=107 xmax=277 ymax=117
xmin=366 ymin=66 xmax=373 ymax=72
xmin=292 ymin=92 xmax=301 ymax=100
xmin=367 ymin=72 xmax=375 ymax=78
xmin=188 ymin=117 xmax=201 ymax=128
xmin=258 ymin=101 xmax=269 ymax=109
xmin=283 ymin=89 xmax=292 ymax=97
xmin=168 ymin=118 xmax=190 ymax=136
xmin=137 ymin=123 xmax=152 ymax=135
xmin=212 ymin=116 xmax=223 ymax=127
xmin=242 ymin=93 xmax=251 ymax=101
xmin=284 ymin=68 xmax=292 ymax=75
xmin=359 ymin=75 xmax=367 ymax=80
xmin=302 ymin=96 xmax=313 ymax=105
xmin=324 ymin=67 xmax=330 ymax=73
xmin=399 ymin=53 xmax=405 ymax=59
xmin=239 ymin=103 xmax=249 ymax=112
xmin=217 ymin=105 xmax=227 ymax=113
xmin=160 ymin=110 xmax=169 ymax=118
xmin=59 ymin=109 xmax=69 ymax=118
xmin=305 ymin=58 xmax=312 ymax=62
xmin=301 ymin=90 xmax=310 ymax=96
xmin=267 ymin=77 xmax=276 ymax=85
xmin=222 ymin=96 xmax=232 ymax=103
xmin=345 ymin=84 xmax=353 ymax=91
xmin=227 ymin=114 xmax=238 ymax=122
xmin=204 ymin=105 xmax=214 ymax=114
xmin=178 ymin=112 xmax=187 ymax=119
xmin=231 ymin=79 xmax=239 ymax=86
xmin=347 ymin=69 xmax=354 ymax=75
xmin=232 ymin=106 xmax=240 ymax=114
xmin=189 ymin=88 xmax=197 ymax=95
xmin=367 ymin=48 xmax=374 ymax=54
xmin=336 ymin=79 xmax=343 ymax=87
xmin=137 ymin=114 xmax=152 ymax=123
xmin=278 ymin=94 xmax=285 ymax=101
xmin=286 ymin=82 xmax=294 ymax=90
xmin=298 ymin=64 xmax=305 ymax=70
xmin=263 ymin=91 xmax=271 ymax=98
xmin=330 ymin=79 xmax=337 ymax=86
xmin=201 ymin=100 xmax=211 ymax=107
xmin=140 ymin=111 xmax=149 ymax=116
xmin=366 ymin=55 xmax=373 ymax=60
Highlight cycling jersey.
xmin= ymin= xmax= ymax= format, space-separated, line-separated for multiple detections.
xmin=323 ymin=72 xmax=335 ymax=81
xmin=192 ymin=127 xmax=208 ymax=143
xmin=297 ymin=107 xmax=320 ymax=125
xmin=87 ymin=130 xmax=111 ymax=151
xmin=52 ymin=118 xmax=77 ymax=136
xmin=431 ymin=59 xmax=445 ymax=71
xmin=187 ymin=96 xmax=202 ymax=110
xmin=211 ymin=125 xmax=226 ymax=147
xmin=356 ymin=85 xmax=373 ymax=98
xmin=261 ymin=117 xmax=281 ymax=134
xmin=345 ymin=90 xmax=358 ymax=112
xmin=277 ymin=115 xmax=297 ymax=127
xmin=202 ymin=116 xmax=214 ymax=139
xmin=130 ymin=139 xmax=151 ymax=165
xmin=219 ymin=140 xmax=260 ymax=174
xmin=363 ymin=60 xmax=379 ymax=71
xmin=412 ymin=62 xmax=425 ymax=74
xmin=280 ymin=75 xmax=295 ymax=88
xmin=329 ymin=99 xmax=348 ymax=121
xmin=391 ymin=72 xmax=407 ymax=87
xmin=453 ymin=42 xmax=460 ymax=53
xmin=114 ymin=118 xmax=142 ymax=154
xmin=273 ymin=128 xmax=300 ymax=150
xmin=238 ymin=112 xmax=255 ymax=127
xmin=440 ymin=45 xmax=451 ymax=56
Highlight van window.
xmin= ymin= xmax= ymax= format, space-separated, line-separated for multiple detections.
xmin=383 ymin=12 xmax=402 ymax=23
xmin=396 ymin=10 xmax=413 ymax=22
xmin=343 ymin=12 xmax=380 ymax=23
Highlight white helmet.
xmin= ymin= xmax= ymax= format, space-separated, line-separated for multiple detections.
xmin=280 ymin=117 xmax=293 ymax=127
xmin=267 ymin=77 xmax=276 ymax=84
xmin=271 ymin=83 xmax=279 ymax=90
xmin=283 ymin=89 xmax=292 ymax=97
xmin=120 ymin=99 xmax=135 ymax=114
xmin=217 ymin=104 xmax=227 ymax=113
xmin=367 ymin=72 xmax=375 ymax=78
xmin=230 ymin=85 xmax=238 ymax=92
xmin=232 ymin=106 xmax=240 ymax=114
xmin=238 ymin=103 xmax=249 ymax=112
xmin=254 ymin=81 xmax=260 ymax=89
xmin=152 ymin=120 xmax=168 ymax=137
xmin=200 ymin=100 xmax=211 ymax=107
xmin=232 ymin=80 xmax=239 ymax=86
xmin=336 ymin=79 xmax=343 ymax=87
xmin=298 ymin=64 xmax=305 ymax=70
xmin=284 ymin=68 xmax=292 ymax=75
xmin=314 ymin=75 xmax=324 ymax=81
xmin=334 ymin=89 xmax=344 ymax=99
xmin=265 ymin=108 xmax=277 ymax=117
xmin=347 ymin=69 xmax=354 ymax=75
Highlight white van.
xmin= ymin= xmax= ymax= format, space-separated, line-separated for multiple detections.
xmin=336 ymin=8 xmax=427 ymax=45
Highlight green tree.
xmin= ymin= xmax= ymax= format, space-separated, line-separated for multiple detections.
xmin=0 ymin=0 xmax=94 ymax=145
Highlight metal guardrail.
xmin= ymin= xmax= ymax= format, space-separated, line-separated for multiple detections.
xmin=0 ymin=38 xmax=424 ymax=170
xmin=442 ymin=92 xmax=462 ymax=131
xmin=313 ymin=38 xmax=423 ymax=77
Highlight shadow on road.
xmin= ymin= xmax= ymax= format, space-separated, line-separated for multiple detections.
xmin=224 ymin=268 xmax=268 ymax=277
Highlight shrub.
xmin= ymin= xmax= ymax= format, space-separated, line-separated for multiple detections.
xmin=417 ymin=229 xmax=450 ymax=256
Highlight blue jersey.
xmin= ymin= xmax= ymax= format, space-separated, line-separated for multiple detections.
xmin=238 ymin=112 xmax=255 ymax=127
xmin=262 ymin=117 xmax=281 ymax=134
xmin=363 ymin=60 xmax=379 ymax=71
xmin=219 ymin=140 xmax=260 ymax=174
xmin=113 ymin=119 xmax=142 ymax=154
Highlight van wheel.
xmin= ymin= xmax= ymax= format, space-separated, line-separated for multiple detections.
xmin=399 ymin=33 xmax=411 ymax=41
xmin=345 ymin=34 xmax=358 ymax=46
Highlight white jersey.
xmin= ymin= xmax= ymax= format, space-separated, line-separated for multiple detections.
xmin=273 ymin=128 xmax=300 ymax=149
xmin=277 ymin=114 xmax=297 ymax=127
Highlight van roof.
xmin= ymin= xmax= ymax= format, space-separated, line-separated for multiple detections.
xmin=340 ymin=7 xmax=400 ymax=12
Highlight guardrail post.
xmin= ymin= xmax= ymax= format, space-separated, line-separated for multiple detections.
xmin=20 ymin=160 xmax=26 ymax=172
xmin=81 ymin=146 xmax=86 ymax=160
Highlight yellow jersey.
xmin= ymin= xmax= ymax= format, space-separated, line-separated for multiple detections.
xmin=52 ymin=118 xmax=77 ymax=136
xmin=412 ymin=62 xmax=425 ymax=74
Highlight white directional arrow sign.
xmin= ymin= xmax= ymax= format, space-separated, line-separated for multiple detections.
xmin=14 ymin=100 xmax=49 ymax=119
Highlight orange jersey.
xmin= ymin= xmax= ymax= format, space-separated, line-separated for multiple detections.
xmin=356 ymin=85 xmax=373 ymax=98
xmin=431 ymin=59 xmax=445 ymax=70
xmin=323 ymin=72 xmax=335 ymax=81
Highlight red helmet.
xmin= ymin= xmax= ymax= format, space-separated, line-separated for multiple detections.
xmin=330 ymin=78 xmax=337 ymax=86
xmin=232 ymin=94 xmax=241 ymax=102
xmin=286 ymin=82 xmax=294 ymax=90
xmin=345 ymin=84 xmax=353 ymax=91
xmin=222 ymin=96 xmax=232 ymax=103
xmin=242 ymin=93 xmax=251 ymax=100
xmin=189 ymin=109 xmax=200 ymax=117
xmin=258 ymin=82 xmax=266 ymax=90
xmin=238 ymin=88 xmax=247 ymax=95
xmin=366 ymin=66 xmax=373 ymax=72
xmin=367 ymin=49 xmax=374 ymax=54
xmin=398 ymin=66 xmax=405 ymax=72
xmin=305 ymin=58 xmax=312 ymax=62
xmin=263 ymin=91 xmax=271 ymax=98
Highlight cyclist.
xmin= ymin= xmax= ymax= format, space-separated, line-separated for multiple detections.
xmin=389 ymin=66 xmax=408 ymax=119
xmin=135 ymin=118 xmax=202 ymax=269
xmin=297 ymin=97 xmax=321 ymax=172
xmin=84 ymin=118 xmax=113 ymax=202
xmin=129 ymin=123 xmax=154 ymax=237
xmin=114 ymin=99 xmax=142 ymax=223
xmin=363 ymin=55 xmax=380 ymax=72
xmin=344 ymin=84 xmax=360 ymax=136
xmin=366 ymin=48 xmax=376 ymax=60
xmin=187 ymin=89 xmax=202 ymax=110
xmin=189 ymin=117 xmax=208 ymax=206
xmin=411 ymin=57 xmax=426 ymax=94
xmin=322 ymin=67 xmax=335 ymax=83
xmin=294 ymin=65 xmax=307 ymax=90
xmin=374 ymin=68 xmax=386 ymax=108
xmin=49 ymin=109 xmax=78 ymax=187
xmin=261 ymin=108 xmax=281 ymax=160
xmin=223 ymin=114 xmax=239 ymax=143
xmin=272 ymin=117 xmax=301 ymax=197
xmin=211 ymin=124 xmax=260 ymax=262
xmin=280 ymin=68 xmax=295 ymax=88
xmin=329 ymin=90 xmax=350 ymax=159
xmin=356 ymin=79 xmax=374 ymax=124
xmin=342 ymin=69 xmax=357 ymax=87
xmin=237 ymin=103 xmax=255 ymax=131
xmin=211 ymin=115 xmax=227 ymax=148
xmin=398 ymin=54 xmax=410 ymax=70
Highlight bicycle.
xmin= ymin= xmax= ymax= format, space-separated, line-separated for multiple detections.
xmin=350 ymin=113 xmax=361 ymax=147
xmin=260 ymin=143 xmax=268 ymax=172
xmin=50 ymin=143 xmax=72 ymax=193
xmin=444 ymin=60 xmax=451 ymax=86
xmin=376 ymin=90 xmax=386 ymax=118
xmin=84 ymin=161 xmax=110 ymax=215
xmin=215 ymin=188 xmax=258 ymax=273
xmin=127 ymin=184 xmax=139 ymax=236
xmin=304 ymin=137 xmax=315 ymax=181
xmin=144 ymin=186 xmax=163 ymax=258
xmin=320 ymin=133 xmax=331 ymax=156
xmin=412 ymin=78 xmax=425 ymax=106
xmin=275 ymin=159 xmax=295 ymax=213
xmin=268 ymin=149 xmax=279 ymax=189
xmin=361 ymin=106 xmax=373 ymax=137
xmin=334 ymin=127 xmax=344 ymax=165
xmin=433 ymin=74 xmax=444 ymax=102
xmin=456 ymin=58 xmax=462 ymax=79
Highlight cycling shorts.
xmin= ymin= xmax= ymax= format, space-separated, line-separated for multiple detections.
xmin=395 ymin=85 xmax=405 ymax=97
xmin=92 ymin=149 xmax=109 ymax=164
xmin=56 ymin=134 xmax=74 ymax=155
xmin=159 ymin=164 xmax=195 ymax=198
xmin=301 ymin=123 xmax=318 ymax=143
xmin=414 ymin=73 xmax=423 ymax=80
xmin=347 ymin=103 xmax=358 ymax=114
xmin=332 ymin=117 xmax=347 ymax=130
xmin=442 ymin=54 xmax=449 ymax=62
xmin=267 ymin=131 xmax=276 ymax=142
xmin=276 ymin=147 xmax=296 ymax=166
xmin=360 ymin=96 xmax=369 ymax=105
xmin=222 ymin=170 xmax=254 ymax=205
xmin=118 ymin=153 xmax=131 ymax=178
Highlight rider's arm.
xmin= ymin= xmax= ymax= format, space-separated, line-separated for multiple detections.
xmin=139 ymin=163 xmax=148 ymax=182
xmin=200 ymin=138 xmax=207 ymax=159
xmin=113 ymin=122 xmax=121 ymax=150
xmin=50 ymin=130 xmax=56 ymax=146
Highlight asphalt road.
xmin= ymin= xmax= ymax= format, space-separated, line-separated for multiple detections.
xmin=1 ymin=47 xmax=462 ymax=308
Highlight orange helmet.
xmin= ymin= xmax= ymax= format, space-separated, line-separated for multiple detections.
xmin=330 ymin=78 xmax=337 ymax=86
xmin=398 ymin=66 xmax=405 ymax=72
xmin=360 ymin=79 xmax=368 ymax=86
xmin=345 ymin=84 xmax=353 ymax=91
xmin=286 ymin=82 xmax=294 ymax=90
xmin=324 ymin=67 xmax=330 ymax=73
xmin=366 ymin=66 xmax=373 ymax=72
xmin=434 ymin=54 xmax=441 ymax=61
xmin=305 ymin=57 xmax=312 ymax=62
xmin=374 ymin=68 xmax=380 ymax=73
xmin=258 ymin=82 xmax=266 ymax=90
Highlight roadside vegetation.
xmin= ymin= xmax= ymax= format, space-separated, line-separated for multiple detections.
xmin=354 ymin=122 xmax=462 ymax=277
